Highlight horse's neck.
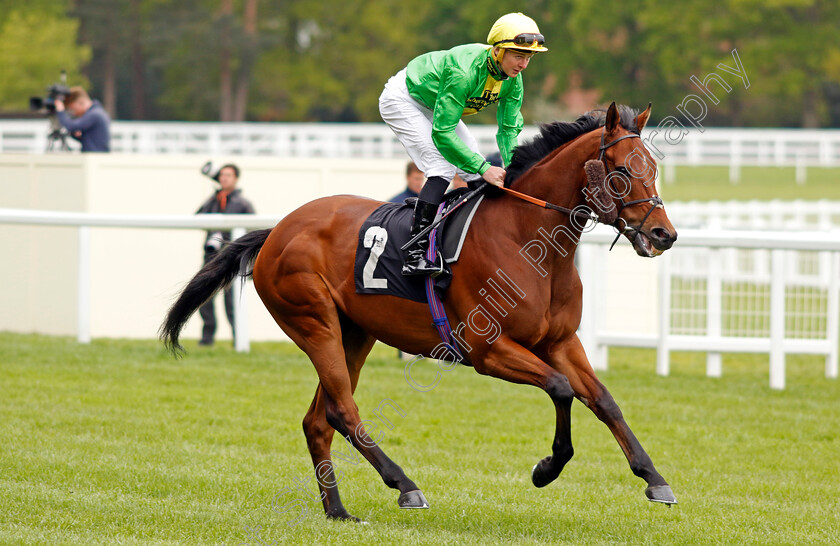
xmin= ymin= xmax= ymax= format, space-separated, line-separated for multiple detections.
xmin=512 ymin=131 xmax=599 ymax=208
xmin=507 ymin=132 xmax=599 ymax=266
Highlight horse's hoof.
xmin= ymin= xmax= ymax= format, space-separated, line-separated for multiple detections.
xmin=645 ymin=485 xmax=677 ymax=505
xmin=326 ymin=511 xmax=364 ymax=522
xmin=398 ymin=489 xmax=429 ymax=509
xmin=531 ymin=457 xmax=559 ymax=488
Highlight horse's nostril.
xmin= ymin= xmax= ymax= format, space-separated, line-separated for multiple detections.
xmin=652 ymin=228 xmax=670 ymax=241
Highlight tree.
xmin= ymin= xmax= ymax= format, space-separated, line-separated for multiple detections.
xmin=6 ymin=1 xmax=837 ymax=126
xmin=0 ymin=7 xmax=90 ymax=113
xmin=71 ymin=0 xmax=155 ymax=120
xmin=640 ymin=0 xmax=840 ymax=127
xmin=250 ymin=0 xmax=430 ymax=121
xmin=217 ymin=0 xmax=258 ymax=121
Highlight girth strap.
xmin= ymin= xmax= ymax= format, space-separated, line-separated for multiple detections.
xmin=424 ymin=203 xmax=466 ymax=362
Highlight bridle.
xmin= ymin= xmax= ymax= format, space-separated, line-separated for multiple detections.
xmin=596 ymin=129 xmax=664 ymax=250
xmin=498 ymin=127 xmax=664 ymax=251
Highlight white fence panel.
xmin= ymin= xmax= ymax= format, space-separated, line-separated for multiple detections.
xmin=4 ymin=120 xmax=840 ymax=172
xmin=1 ymin=207 xmax=838 ymax=390
xmin=579 ymin=226 xmax=840 ymax=389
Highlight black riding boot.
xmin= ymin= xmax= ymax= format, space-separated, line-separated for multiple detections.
xmin=401 ymin=199 xmax=442 ymax=276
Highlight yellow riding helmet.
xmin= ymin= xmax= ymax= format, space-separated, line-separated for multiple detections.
xmin=487 ymin=12 xmax=548 ymax=53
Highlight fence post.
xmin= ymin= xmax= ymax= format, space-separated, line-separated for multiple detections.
xmin=795 ymin=152 xmax=807 ymax=185
xmin=656 ymin=250 xmax=672 ymax=376
xmin=827 ymin=251 xmax=839 ymax=379
xmin=231 ymin=227 xmax=250 ymax=353
xmin=664 ymin=162 xmax=676 ymax=184
xmin=593 ymin=243 xmax=609 ymax=369
xmin=77 ymin=226 xmax=91 ymax=344
xmin=578 ymin=243 xmax=605 ymax=370
xmin=209 ymin=125 xmax=222 ymax=156
xmin=769 ymin=249 xmax=786 ymax=389
xmin=729 ymin=139 xmax=741 ymax=183
xmin=707 ymin=247 xmax=722 ymax=377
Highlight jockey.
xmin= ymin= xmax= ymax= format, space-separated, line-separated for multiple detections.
xmin=379 ymin=13 xmax=548 ymax=276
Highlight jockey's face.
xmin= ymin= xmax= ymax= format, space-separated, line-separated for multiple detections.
xmin=495 ymin=48 xmax=534 ymax=78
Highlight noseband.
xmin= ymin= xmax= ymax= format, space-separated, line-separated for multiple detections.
xmin=498 ymin=126 xmax=664 ymax=252
xmin=597 ymin=129 xmax=664 ymax=250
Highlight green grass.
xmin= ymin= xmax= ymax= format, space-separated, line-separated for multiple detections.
xmin=659 ymin=166 xmax=840 ymax=202
xmin=1 ymin=333 xmax=839 ymax=545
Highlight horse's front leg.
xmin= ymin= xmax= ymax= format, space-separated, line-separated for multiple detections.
xmin=529 ymin=388 xmax=575 ymax=488
xmin=546 ymin=335 xmax=677 ymax=504
xmin=470 ymin=337 xmax=577 ymax=488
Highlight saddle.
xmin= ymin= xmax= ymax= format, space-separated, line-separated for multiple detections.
xmin=354 ymin=188 xmax=485 ymax=303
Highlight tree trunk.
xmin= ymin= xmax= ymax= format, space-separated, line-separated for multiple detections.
xmin=130 ymin=0 xmax=145 ymax=120
xmin=219 ymin=0 xmax=234 ymax=121
xmin=103 ymin=13 xmax=117 ymax=118
xmin=802 ymin=88 xmax=821 ymax=128
xmin=233 ymin=0 xmax=258 ymax=121
xmin=800 ymin=4 xmax=822 ymax=128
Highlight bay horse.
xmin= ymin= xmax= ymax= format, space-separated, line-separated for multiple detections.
xmin=160 ymin=102 xmax=678 ymax=521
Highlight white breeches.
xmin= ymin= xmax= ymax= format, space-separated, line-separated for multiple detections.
xmin=379 ymin=68 xmax=483 ymax=183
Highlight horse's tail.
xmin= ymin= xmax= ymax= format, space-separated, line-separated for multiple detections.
xmin=159 ymin=228 xmax=272 ymax=355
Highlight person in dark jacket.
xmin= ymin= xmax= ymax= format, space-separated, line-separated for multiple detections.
xmin=196 ymin=163 xmax=255 ymax=346
xmin=388 ymin=161 xmax=425 ymax=204
xmin=54 ymin=86 xmax=111 ymax=152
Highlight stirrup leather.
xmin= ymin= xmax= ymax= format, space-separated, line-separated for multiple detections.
xmin=402 ymin=199 xmax=441 ymax=276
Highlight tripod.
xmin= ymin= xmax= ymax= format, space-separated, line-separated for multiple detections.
xmin=45 ymin=115 xmax=71 ymax=152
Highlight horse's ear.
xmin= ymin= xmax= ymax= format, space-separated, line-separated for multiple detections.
xmin=635 ymin=103 xmax=652 ymax=132
xmin=605 ymin=102 xmax=619 ymax=134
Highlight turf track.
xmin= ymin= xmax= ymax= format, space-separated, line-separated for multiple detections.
xmin=1 ymin=333 xmax=838 ymax=544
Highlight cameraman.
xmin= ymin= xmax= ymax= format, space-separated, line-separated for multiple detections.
xmin=196 ymin=164 xmax=255 ymax=346
xmin=54 ymin=86 xmax=111 ymax=152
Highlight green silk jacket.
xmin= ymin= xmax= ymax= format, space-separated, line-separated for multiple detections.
xmin=405 ymin=43 xmax=524 ymax=174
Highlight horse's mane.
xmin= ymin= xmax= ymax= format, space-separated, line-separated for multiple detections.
xmin=505 ymin=105 xmax=640 ymax=186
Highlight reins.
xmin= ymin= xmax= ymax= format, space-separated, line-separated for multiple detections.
xmin=498 ymin=185 xmax=596 ymax=223
xmin=499 ymin=127 xmax=664 ymax=250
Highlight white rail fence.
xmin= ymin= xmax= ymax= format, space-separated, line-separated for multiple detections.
xmin=668 ymin=199 xmax=840 ymax=291
xmin=669 ymin=200 xmax=840 ymax=231
xmin=0 ymin=209 xmax=278 ymax=353
xmin=579 ymin=227 xmax=840 ymax=390
xmin=1 ymin=207 xmax=838 ymax=390
xmin=3 ymin=120 xmax=840 ymax=179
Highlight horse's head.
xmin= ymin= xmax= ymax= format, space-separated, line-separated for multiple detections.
xmin=586 ymin=102 xmax=677 ymax=257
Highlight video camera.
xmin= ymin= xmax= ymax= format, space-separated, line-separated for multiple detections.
xmin=200 ymin=161 xmax=222 ymax=182
xmin=29 ymin=71 xmax=71 ymax=114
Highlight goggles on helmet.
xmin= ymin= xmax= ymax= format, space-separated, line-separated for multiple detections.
xmin=494 ymin=33 xmax=545 ymax=48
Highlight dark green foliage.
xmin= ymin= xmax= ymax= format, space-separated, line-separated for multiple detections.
xmin=1 ymin=1 xmax=840 ymax=125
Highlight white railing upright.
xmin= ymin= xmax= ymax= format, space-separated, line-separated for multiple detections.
xmin=1 ymin=208 xmax=838 ymax=389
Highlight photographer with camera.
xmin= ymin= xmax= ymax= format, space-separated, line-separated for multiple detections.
xmin=54 ymin=86 xmax=111 ymax=152
xmin=195 ymin=163 xmax=255 ymax=346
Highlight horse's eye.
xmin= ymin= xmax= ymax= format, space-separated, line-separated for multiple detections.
xmin=615 ymin=165 xmax=630 ymax=176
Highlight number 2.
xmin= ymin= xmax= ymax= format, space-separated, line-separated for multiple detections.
xmin=363 ymin=226 xmax=388 ymax=289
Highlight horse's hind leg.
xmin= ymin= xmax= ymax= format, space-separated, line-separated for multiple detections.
xmin=276 ymin=287 xmax=426 ymax=517
xmin=302 ymin=384 xmax=356 ymax=521
xmin=301 ymin=320 xmax=376 ymax=521
xmin=548 ymin=336 xmax=676 ymax=504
